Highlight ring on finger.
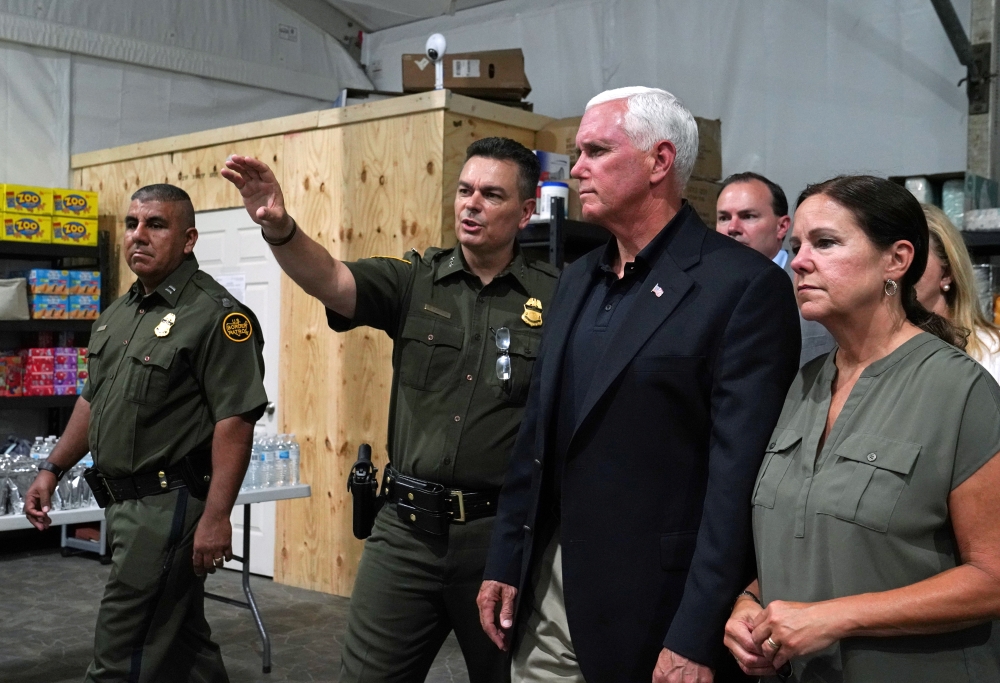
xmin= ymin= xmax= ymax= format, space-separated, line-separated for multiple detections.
xmin=766 ymin=636 xmax=781 ymax=650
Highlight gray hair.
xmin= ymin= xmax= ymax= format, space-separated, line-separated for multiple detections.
xmin=586 ymin=87 xmax=699 ymax=185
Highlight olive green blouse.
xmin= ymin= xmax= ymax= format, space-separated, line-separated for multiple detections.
xmin=753 ymin=333 xmax=1000 ymax=683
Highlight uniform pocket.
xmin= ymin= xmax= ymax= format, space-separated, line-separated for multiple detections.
xmin=495 ymin=329 xmax=541 ymax=405
xmin=398 ymin=315 xmax=464 ymax=391
xmin=86 ymin=334 xmax=109 ymax=384
xmin=124 ymin=341 xmax=177 ymax=405
xmin=752 ymin=428 xmax=802 ymax=509
xmin=816 ymin=433 xmax=921 ymax=532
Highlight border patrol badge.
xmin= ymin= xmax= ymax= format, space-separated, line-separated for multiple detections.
xmin=222 ymin=312 xmax=253 ymax=342
xmin=522 ymin=298 xmax=543 ymax=328
xmin=154 ymin=313 xmax=176 ymax=338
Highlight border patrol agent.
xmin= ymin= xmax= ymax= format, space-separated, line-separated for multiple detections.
xmin=25 ymin=184 xmax=268 ymax=683
xmin=223 ymin=137 xmax=559 ymax=682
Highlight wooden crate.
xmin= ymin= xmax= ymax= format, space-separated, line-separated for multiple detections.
xmin=71 ymin=91 xmax=551 ymax=596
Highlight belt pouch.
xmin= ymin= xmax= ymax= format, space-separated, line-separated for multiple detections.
xmin=178 ymin=453 xmax=212 ymax=500
xmin=83 ymin=467 xmax=111 ymax=508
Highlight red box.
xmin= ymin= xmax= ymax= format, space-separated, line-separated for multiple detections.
xmin=54 ymin=384 xmax=77 ymax=395
xmin=77 ymin=369 xmax=89 ymax=381
xmin=26 ymin=385 xmax=54 ymax=396
xmin=27 ymin=348 xmax=54 ymax=357
xmin=2 ymin=356 xmax=24 ymax=396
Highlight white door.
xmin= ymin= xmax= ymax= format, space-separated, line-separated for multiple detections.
xmin=194 ymin=208 xmax=280 ymax=577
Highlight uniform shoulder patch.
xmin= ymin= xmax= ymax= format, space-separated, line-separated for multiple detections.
xmin=222 ymin=312 xmax=253 ymax=342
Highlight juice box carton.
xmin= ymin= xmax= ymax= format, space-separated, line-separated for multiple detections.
xmin=30 ymin=294 xmax=68 ymax=319
xmin=68 ymin=295 xmax=100 ymax=319
xmin=55 ymin=384 xmax=77 ymax=395
xmin=52 ymin=189 xmax=98 ymax=219
xmin=54 ymin=369 xmax=77 ymax=385
xmin=2 ymin=355 xmax=23 ymax=396
xmin=69 ymin=270 xmax=101 ymax=295
xmin=3 ymin=214 xmax=52 ymax=243
xmin=3 ymin=185 xmax=53 ymax=215
xmin=54 ymin=347 xmax=77 ymax=369
xmin=52 ymin=218 xmax=98 ymax=247
xmin=26 ymin=384 xmax=54 ymax=396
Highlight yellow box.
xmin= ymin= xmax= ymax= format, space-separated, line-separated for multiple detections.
xmin=3 ymin=185 xmax=54 ymax=215
xmin=53 ymin=188 xmax=98 ymax=219
xmin=52 ymin=217 xmax=98 ymax=246
xmin=2 ymin=214 xmax=52 ymax=243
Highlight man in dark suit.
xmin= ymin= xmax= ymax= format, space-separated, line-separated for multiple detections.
xmin=716 ymin=172 xmax=835 ymax=366
xmin=477 ymin=87 xmax=801 ymax=683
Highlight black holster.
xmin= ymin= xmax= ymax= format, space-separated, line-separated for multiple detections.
xmin=177 ymin=449 xmax=213 ymax=500
xmin=347 ymin=443 xmax=384 ymax=539
xmin=83 ymin=467 xmax=112 ymax=509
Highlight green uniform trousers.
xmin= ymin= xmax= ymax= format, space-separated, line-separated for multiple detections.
xmin=84 ymin=488 xmax=229 ymax=683
xmin=339 ymin=504 xmax=508 ymax=683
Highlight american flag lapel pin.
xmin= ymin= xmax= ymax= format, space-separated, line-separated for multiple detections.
xmin=652 ymin=283 xmax=664 ymax=298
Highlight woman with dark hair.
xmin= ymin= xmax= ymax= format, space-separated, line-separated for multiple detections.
xmin=723 ymin=175 xmax=1000 ymax=682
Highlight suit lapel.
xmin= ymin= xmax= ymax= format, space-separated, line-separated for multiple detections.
xmin=573 ymin=214 xmax=706 ymax=436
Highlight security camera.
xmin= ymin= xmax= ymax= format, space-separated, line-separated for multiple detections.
xmin=425 ymin=33 xmax=446 ymax=62
xmin=425 ymin=33 xmax=446 ymax=90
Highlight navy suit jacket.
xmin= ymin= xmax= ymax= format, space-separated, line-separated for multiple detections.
xmin=484 ymin=207 xmax=801 ymax=682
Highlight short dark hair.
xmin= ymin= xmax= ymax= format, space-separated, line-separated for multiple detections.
xmin=465 ymin=137 xmax=540 ymax=202
xmin=797 ymin=175 xmax=964 ymax=348
xmin=720 ymin=172 xmax=789 ymax=217
xmin=131 ymin=184 xmax=195 ymax=229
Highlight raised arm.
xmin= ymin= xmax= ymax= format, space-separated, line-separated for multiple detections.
xmin=221 ymin=154 xmax=357 ymax=317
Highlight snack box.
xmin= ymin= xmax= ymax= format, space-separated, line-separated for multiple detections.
xmin=69 ymin=270 xmax=101 ymax=295
xmin=68 ymin=295 xmax=100 ymax=319
xmin=76 ymin=379 xmax=87 ymax=394
xmin=26 ymin=356 xmax=55 ymax=373
xmin=3 ymin=184 xmax=53 ymax=215
xmin=30 ymin=294 xmax=68 ymax=319
xmin=52 ymin=218 xmax=98 ymax=247
xmin=77 ymin=369 xmax=89 ymax=382
xmin=26 ymin=347 xmax=54 ymax=357
xmin=16 ymin=269 xmax=70 ymax=295
xmin=52 ymin=189 xmax=98 ymax=219
xmin=26 ymin=384 xmax=54 ymax=396
xmin=3 ymin=214 xmax=52 ymax=243
xmin=54 ymin=369 xmax=77 ymax=385
xmin=55 ymin=384 xmax=78 ymax=395
xmin=1 ymin=355 xmax=23 ymax=396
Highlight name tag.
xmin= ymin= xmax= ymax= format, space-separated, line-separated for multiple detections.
xmin=423 ymin=304 xmax=451 ymax=319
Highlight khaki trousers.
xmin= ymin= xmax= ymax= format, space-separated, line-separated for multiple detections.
xmin=512 ymin=527 xmax=585 ymax=683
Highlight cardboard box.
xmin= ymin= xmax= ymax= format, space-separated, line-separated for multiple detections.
xmin=30 ymin=294 xmax=68 ymax=319
xmin=402 ymin=49 xmax=531 ymax=101
xmin=3 ymin=214 xmax=51 ymax=243
xmin=52 ymin=218 xmax=98 ymax=246
xmin=3 ymin=184 xmax=53 ymax=215
xmin=18 ymin=269 xmax=70 ymax=294
xmin=684 ymin=178 xmax=723 ymax=227
xmin=69 ymin=295 xmax=100 ymax=319
xmin=55 ymin=384 xmax=77 ymax=395
xmin=535 ymin=117 xmax=583 ymax=168
xmin=1 ymin=355 xmax=23 ymax=396
xmin=69 ymin=270 xmax=101 ymax=295
xmin=53 ymin=189 xmax=98 ymax=219
xmin=694 ymin=118 xmax=722 ymax=181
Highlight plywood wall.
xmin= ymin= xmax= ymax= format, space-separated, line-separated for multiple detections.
xmin=73 ymin=99 xmax=546 ymax=598
xmin=73 ymin=138 xmax=284 ymax=295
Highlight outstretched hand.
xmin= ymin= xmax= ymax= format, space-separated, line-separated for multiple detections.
xmin=221 ymin=155 xmax=292 ymax=235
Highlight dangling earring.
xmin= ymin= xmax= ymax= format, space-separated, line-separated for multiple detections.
xmin=884 ymin=279 xmax=898 ymax=296
xmin=942 ymin=284 xmax=951 ymax=292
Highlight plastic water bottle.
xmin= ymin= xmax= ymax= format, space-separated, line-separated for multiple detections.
xmin=243 ymin=438 xmax=261 ymax=491
xmin=275 ymin=435 xmax=291 ymax=487
xmin=29 ymin=436 xmax=44 ymax=459
xmin=261 ymin=437 xmax=277 ymax=488
xmin=288 ymin=434 xmax=300 ymax=486
xmin=79 ymin=452 xmax=94 ymax=507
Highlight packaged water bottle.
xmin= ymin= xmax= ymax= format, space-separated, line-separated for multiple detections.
xmin=288 ymin=434 xmax=300 ymax=486
xmin=243 ymin=438 xmax=262 ymax=491
xmin=29 ymin=436 xmax=44 ymax=459
xmin=276 ymin=435 xmax=290 ymax=487
xmin=79 ymin=453 xmax=94 ymax=507
xmin=263 ymin=437 xmax=279 ymax=488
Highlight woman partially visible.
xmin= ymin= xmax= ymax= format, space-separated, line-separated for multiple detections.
xmin=723 ymin=175 xmax=1000 ymax=682
xmin=914 ymin=203 xmax=1000 ymax=382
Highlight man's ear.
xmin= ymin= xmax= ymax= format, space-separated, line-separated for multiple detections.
xmin=649 ymin=139 xmax=677 ymax=185
xmin=776 ymin=215 xmax=791 ymax=241
xmin=518 ymin=198 xmax=536 ymax=230
xmin=183 ymin=226 xmax=198 ymax=254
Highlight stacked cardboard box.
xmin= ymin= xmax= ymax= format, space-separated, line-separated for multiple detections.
xmin=2 ymin=184 xmax=98 ymax=246
xmin=14 ymin=268 xmax=101 ymax=319
xmin=0 ymin=347 xmax=88 ymax=396
xmin=402 ymin=49 xmax=531 ymax=102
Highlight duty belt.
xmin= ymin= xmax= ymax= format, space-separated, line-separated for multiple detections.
xmin=385 ymin=465 xmax=499 ymax=535
xmin=86 ymin=450 xmax=212 ymax=507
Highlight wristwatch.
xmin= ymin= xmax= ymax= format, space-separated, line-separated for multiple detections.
xmin=38 ymin=460 xmax=65 ymax=481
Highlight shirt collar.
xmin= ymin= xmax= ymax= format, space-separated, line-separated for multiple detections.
xmin=433 ymin=243 xmax=532 ymax=292
xmin=772 ymin=249 xmax=789 ymax=269
xmin=595 ymin=203 xmax=693 ymax=277
xmin=127 ymin=253 xmax=200 ymax=307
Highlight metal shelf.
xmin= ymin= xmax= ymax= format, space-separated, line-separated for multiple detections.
xmin=962 ymin=230 xmax=1000 ymax=251
xmin=0 ymin=395 xmax=79 ymax=409
xmin=0 ymin=242 xmax=99 ymax=260
xmin=0 ymin=319 xmax=94 ymax=333
xmin=517 ymin=198 xmax=609 ymax=268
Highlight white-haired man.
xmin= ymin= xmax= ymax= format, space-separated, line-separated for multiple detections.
xmin=477 ymin=88 xmax=800 ymax=682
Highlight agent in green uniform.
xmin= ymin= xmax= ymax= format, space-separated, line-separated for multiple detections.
xmin=25 ymin=184 xmax=268 ymax=683
xmin=223 ymin=137 xmax=559 ymax=682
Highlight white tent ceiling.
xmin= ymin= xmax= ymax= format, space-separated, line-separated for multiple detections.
xmin=326 ymin=0 xmax=504 ymax=31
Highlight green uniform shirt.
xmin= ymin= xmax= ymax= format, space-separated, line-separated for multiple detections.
xmin=753 ymin=333 xmax=1000 ymax=682
xmin=327 ymin=244 xmax=559 ymax=490
xmin=83 ymin=254 xmax=268 ymax=478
